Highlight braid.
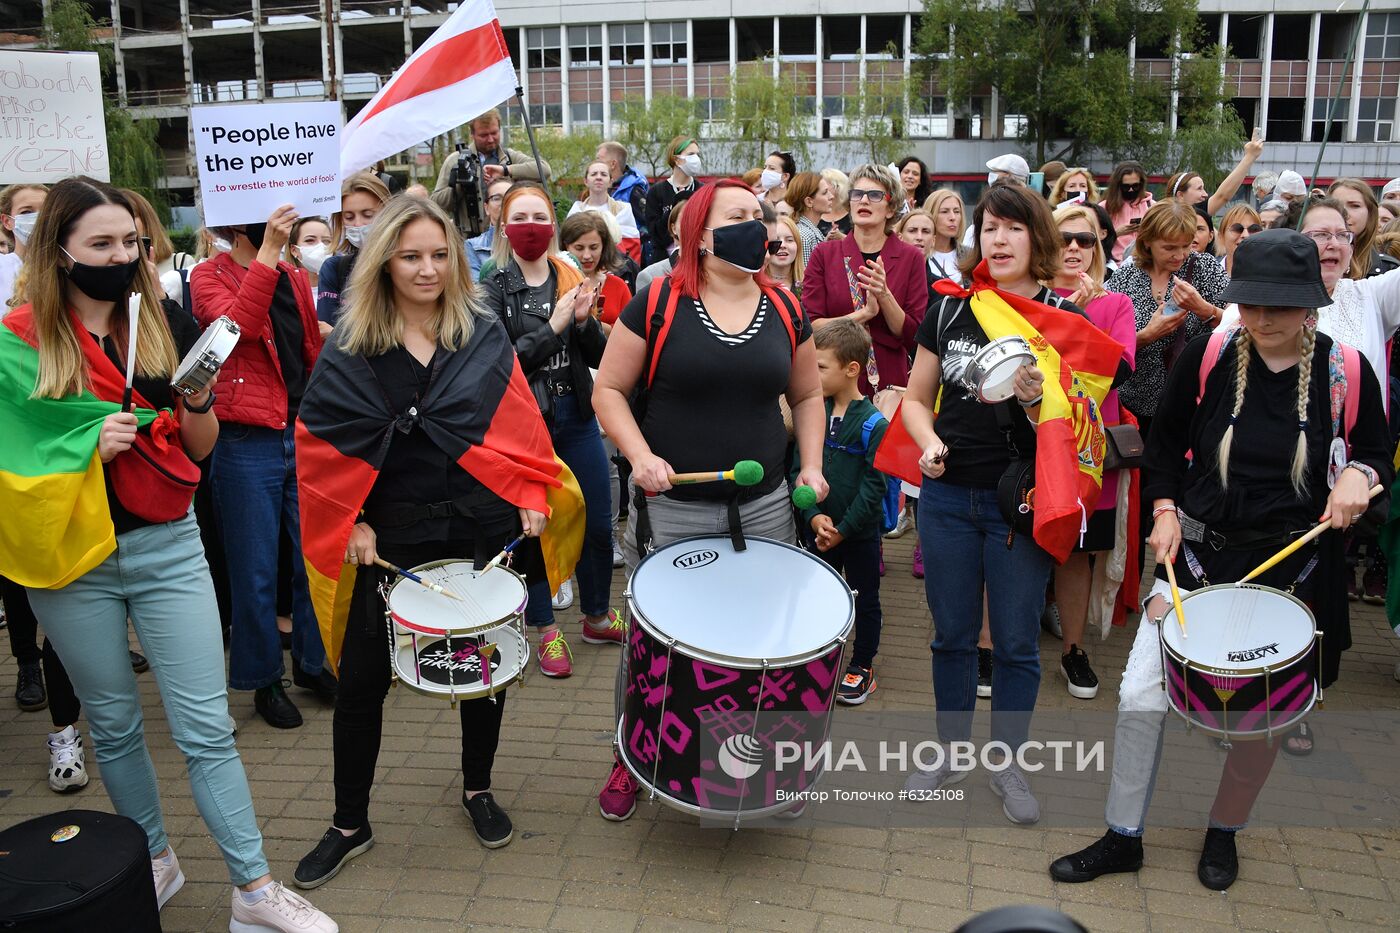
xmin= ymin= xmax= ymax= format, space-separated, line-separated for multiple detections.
xmin=1216 ymin=328 xmax=1252 ymax=489
xmin=1292 ymin=325 xmax=1316 ymax=496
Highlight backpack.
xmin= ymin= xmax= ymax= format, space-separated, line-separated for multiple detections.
xmin=825 ymin=411 xmax=886 ymax=457
xmin=824 ymin=409 xmax=901 ymax=534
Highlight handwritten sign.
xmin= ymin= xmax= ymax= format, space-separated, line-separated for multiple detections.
xmin=0 ymin=50 xmax=108 ymax=182
xmin=192 ymin=100 xmax=341 ymax=226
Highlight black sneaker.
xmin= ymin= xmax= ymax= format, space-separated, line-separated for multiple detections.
xmin=462 ymin=791 xmax=513 ymax=849
xmin=15 ymin=661 xmax=46 ymax=712
xmin=293 ymin=824 xmax=374 ymax=889
xmin=1197 ymin=827 xmax=1238 ymax=890
xmin=976 ymin=647 xmax=993 ymax=699
xmin=1049 ymin=829 xmax=1144 ymax=883
xmin=836 ymin=664 xmax=876 ymax=706
xmin=1060 ymin=646 xmax=1099 ymax=700
xmin=129 ymin=650 xmax=149 ymax=674
xmin=254 ymin=682 xmax=303 ymax=729
xmin=292 ymin=665 xmax=338 ymax=703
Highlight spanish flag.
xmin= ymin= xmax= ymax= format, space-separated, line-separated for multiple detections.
xmin=0 ymin=307 xmax=173 ymax=589
xmin=296 ymin=318 xmax=583 ymax=673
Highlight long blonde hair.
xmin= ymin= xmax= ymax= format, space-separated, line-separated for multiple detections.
xmin=1048 ymin=169 xmax=1100 ymax=207
xmin=1216 ymin=325 xmax=1314 ymax=496
xmin=335 ymin=196 xmax=489 ymax=357
xmin=921 ymin=189 xmax=965 ymax=253
xmin=1052 ymin=203 xmax=1107 ymax=284
xmin=772 ymin=214 xmax=806 ymax=284
xmin=25 ymin=177 xmax=176 ymax=399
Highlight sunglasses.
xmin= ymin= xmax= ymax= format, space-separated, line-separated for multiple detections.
xmin=849 ymin=189 xmax=890 ymax=203
xmin=1061 ymin=231 xmax=1097 ymax=248
xmin=1228 ymin=223 xmax=1264 ymax=235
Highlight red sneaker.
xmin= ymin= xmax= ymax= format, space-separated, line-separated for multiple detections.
xmin=598 ymin=761 xmax=639 ymax=821
xmin=581 ymin=609 xmax=625 ymax=645
xmin=536 ymin=630 xmax=573 ymax=678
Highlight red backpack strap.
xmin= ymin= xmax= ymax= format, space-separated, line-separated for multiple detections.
xmin=1196 ymin=328 xmax=1234 ymax=405
xmin=761 ymin=284 xmax=804 ymax=360
xmin=643 ymin=278 xmax=682 ymax=389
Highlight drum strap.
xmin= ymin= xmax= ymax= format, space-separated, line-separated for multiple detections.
xmin=1181 ymin=542 xmax=1319 ymax=591
xmin=726 ymin=492 xmax=747 ymax=553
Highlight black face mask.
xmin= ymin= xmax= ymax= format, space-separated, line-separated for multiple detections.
xmin=1121 ymin=184 xmax=1143 ymax=202
xmin=705 ymin=220 xmax=772 ymax=274
xmin=61 ymin=248 xmax=142 ymax=302
xmin=239 ymin=222 xmax=268 ymax=249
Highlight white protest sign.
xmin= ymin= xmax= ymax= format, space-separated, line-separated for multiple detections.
xmin=192 ymin=100 xmax=341 ymax=226
xmin=0 ymin=50 xmax=108 ymax=182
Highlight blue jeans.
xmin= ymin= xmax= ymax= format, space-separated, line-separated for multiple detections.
xmin=917 ymin=480 xmax=1052 ymax=750
xmin=26 ymin=513 xmax=269 ymax=884
xmin=525 ymin=393 xmax=614 ymax=625
xmin=211 ymin=423 xmax=324 ymax=689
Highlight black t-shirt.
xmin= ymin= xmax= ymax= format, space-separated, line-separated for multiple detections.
xmin=269 ymin=272 xmax=307 ymax=419
xmin=619 ymin=288 xmax=810 ymax=502
xmin=360 ymin=345 xmax=515 ymax=545
xmin=914 ymin=287 xmax=1082 ymax=489
xmin=99 ymin=299 xmax=200 ymax=534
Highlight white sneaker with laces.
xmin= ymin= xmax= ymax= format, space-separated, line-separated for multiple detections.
xmin=47 ymin=725 xmax=89 ymax=793
xmin=552 ymin=578 xmax=574 ymax=610
xmin=988 ymin=764 xmax=1041 ymax=824
xmin=152 ymin=850 xmax=185 ymax=910
xmin=230 ymin=880 xmax=338 ymax=933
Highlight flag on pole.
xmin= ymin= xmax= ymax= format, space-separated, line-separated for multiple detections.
xmin=339 ymin=0 xmax=518 ymax=177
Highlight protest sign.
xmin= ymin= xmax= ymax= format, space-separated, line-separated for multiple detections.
xmin=193 ymin=100 xmax=341 ymax=225
xmin=0 ymin=50 xmax=109 ymax=182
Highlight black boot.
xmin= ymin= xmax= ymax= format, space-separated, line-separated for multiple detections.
xmin=1197 ymin=827 xmax=1239 ymax=890
xmin=15 ymin=661 xmax=46 ymax=711
xmin=292 ymin=665 xmax=338 ymax=703
xmin=1049 ymin=829 xmax=1144 ymax=883
xmin=254 ymin=682 xmax=303 ymax=729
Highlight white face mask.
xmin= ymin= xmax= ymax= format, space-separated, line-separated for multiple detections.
xmin=212 ymin=236 xmax=233 ymax=253
xmin=297 ymin=242 xmax=330 ymax=274
xmin=679 ymin=153 xmax=702 ymax=178
xmin=760 ymin=169 xmax=783 ymax=191
xmin=11 ymin=212 xmax=38 ymax=246
xmin=987 ymin=172 xmax=1002 ymax=186
xmin=344 ymin=224 xmax=369 ymax=248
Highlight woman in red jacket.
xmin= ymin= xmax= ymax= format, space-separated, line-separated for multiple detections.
xmin=191 ymin=204 xmax=331 ymax=730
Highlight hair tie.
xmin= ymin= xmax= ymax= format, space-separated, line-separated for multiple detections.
xmin=1298 ymin=419 xmax=1308 ymax=431
xmin=1228 ymin=413 xmax=1238 ymax=426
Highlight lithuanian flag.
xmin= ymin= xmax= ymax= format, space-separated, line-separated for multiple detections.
xmin=295 ymin=319 xmax=584 ymax=673
xmin=0 ymin=307 xmax=171 ymax=588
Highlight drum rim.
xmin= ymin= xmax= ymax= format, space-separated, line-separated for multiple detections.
xmin=391 ymin=624 xmax=528 ymax=700
xmin=387 ymin=559 xmax=526 ymax=636
xmin=628 ymin=534 xmax=855 ymax=668
xmin=1159 ymin=581 xmax=1317 ymax=676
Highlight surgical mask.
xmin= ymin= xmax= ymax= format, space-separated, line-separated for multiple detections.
xmin=679 ymin=153 xmax=702 ymax=178
xmin=297 ymin=242 xmax=330 ymax=274
xmin=212 ymin=236 xmax=233 ymax=254
xmin=344 ymin=224 xmax=369 ymax=249
xmin=61 ymin=246 xmax=142 ymax=302
xmin=760 ymin=169 xmax=783 ymax=191
xmin=987 ymin=172 xmax=1002 ymax=186
xmin=11 ymin=212 xmax=38 ymax=246
xmin=704 ymin=220 xmax=770 ymax=274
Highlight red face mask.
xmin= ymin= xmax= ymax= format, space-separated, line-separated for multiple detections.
xmin=504 ymin=222 xmax=555 ymax=262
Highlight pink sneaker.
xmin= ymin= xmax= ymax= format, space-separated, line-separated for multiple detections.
xmin=582 ymin=609 xmax=625 ymax=645
xmin=599 ymin=760 xmax=639 ymax=821
xmin=912 ymin=541 xmax=924 ymax=579
xmin=536 ymin=630 xmax=573 ymax=678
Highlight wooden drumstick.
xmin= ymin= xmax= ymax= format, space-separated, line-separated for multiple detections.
xmin=1235 ymin=483 xmax=1385 ymax=586
xmin=669 ymin=460 xmax=764 ymax=487
xmin=1164 ymin=558 xmax=1187 ymax=639
xmin=372 ymin=557 xmax=463 ymax=601
xmin=481 ymin=534 xmax=526 ymax=575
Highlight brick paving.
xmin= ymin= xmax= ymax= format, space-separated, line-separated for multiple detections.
xmin=1 ymin=531 xmax=1398 ymax=931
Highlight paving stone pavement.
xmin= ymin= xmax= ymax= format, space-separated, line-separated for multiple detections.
xmin=1 ymin=532 xmax=1398 ymax=932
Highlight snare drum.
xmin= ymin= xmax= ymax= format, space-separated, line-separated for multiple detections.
xmin=1159 ymin=583 xmax=1319 ymax=738
xmin=172 ymin=316 xmax=239 ymax=397
xmin=385 ymin=561 xmax=529 ymax=703
xmin=964 ymin=335 xmax=1036 ymax=404
xmin=617 ymin=536 xmax=854 ymax=820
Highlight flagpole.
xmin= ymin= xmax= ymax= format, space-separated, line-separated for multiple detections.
xmin=514 ymin=86 xmax=553 ymax=203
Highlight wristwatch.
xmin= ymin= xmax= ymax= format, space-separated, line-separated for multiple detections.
xmin=183 ymin=389 xmax=217 ymax=414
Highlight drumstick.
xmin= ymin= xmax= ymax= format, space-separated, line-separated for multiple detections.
xmin=669 ymin=460 xmax=764 ymax=487
xmin=481 ymin=534 xmax=526 ymax=575
xmin=122 ymin=294 xmax=141 ymax=412
xmin=1235 ymin=483 xmax=1385 ymax=585
xmin=1164 ymin=558 xmax=1188 ymax=640
xmin=372 ymin=557 xmax=463 ymax=600
xmin=478 ymin=641 xmax=495 ymax=692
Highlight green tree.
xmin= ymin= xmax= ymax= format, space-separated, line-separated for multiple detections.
xmin=532 ymin=126 xmax=604 ymax=212
xmin=838 ymin=73 xmax=919 ymax=164
xmin=1170 ymin=45 xmax=1248 ymax=189
xmin=41 ymin=0 xmax=168 ymax=222
xmin=612 ymin=94 xmax=701 ymax=177
xmin=724 ymin=62 xmax=811 ymax=168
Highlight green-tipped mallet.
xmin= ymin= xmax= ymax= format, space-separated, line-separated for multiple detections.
xmin=669 ymin=460 xmax=764 ymax=487
xmin=791 ymin=485 xmax=817 ymax=510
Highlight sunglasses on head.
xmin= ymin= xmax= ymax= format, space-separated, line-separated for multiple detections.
xmin=1228 ymin=223 xmax=1264 ymax=235
xmin=849 ymin=189 xmax=889 ymax=203
xmin=1061 ymin=231 xmax=1097 ymax=248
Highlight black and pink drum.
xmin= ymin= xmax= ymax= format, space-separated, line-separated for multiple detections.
xmin=617 ymin=535 xmax=854 ymax=821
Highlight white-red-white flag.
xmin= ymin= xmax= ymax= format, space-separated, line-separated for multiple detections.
xmin=339 ymin=0 xmax=517 ymax=177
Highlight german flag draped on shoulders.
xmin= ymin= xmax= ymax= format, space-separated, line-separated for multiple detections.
xmin=296 ymin=316 xmax=584 ymax=674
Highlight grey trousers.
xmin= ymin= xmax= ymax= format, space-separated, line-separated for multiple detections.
xmin=621 ymin=481 xmax=796 ymax=574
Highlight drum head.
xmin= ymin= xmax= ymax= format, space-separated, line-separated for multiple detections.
xmin=1161 ymin=583 xmax=1315 ymax=672
xmin=977 ymin=355 xmax=1033 ymax=403
xmin=630 ymin=536 xmax=854 ymax=665
xmin=388 ymin=561 xmax=526 ymax=635
xmin=393 ymin=624 xmax=527 ymax=698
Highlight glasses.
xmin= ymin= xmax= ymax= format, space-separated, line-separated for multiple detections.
xmin=486 ymin=194 xmax=505 ymax=204
xmin=1228 ymin=223 xmax=1264 ymax=235
xmin=848 ymin=189 xmax=890 ymax=203
xmin=1305 ymin=229 xmax=1354 ymax=245
xmin=1060 ymin=231 xmax=1097 ymax=248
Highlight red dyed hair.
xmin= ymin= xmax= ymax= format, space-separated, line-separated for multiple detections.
xmin=670 ymin=178 xmax=777 ymax=298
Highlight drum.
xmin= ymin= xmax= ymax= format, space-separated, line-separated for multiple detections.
xmin=617 ymin=536 xmax=854 ymax=820
xmin=1159 ymin=583 xmax=1320 ymax=738
xmin=964 ymin=335 xmax=1036 ymax=404
xmin=385 ymin=560 xmax=529 ymax=703
xmin=171 ymin=315 xmax=239 ymax=397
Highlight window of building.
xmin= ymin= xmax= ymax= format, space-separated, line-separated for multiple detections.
xmin=693 ymin=19 xmax=730 ymax=64
xmin=568 ymin=25 xmax=602 ymax=67
xmin=735 ymin=18 xmax=774 ymax=61
xmin=505 ymin=29 xmax=521 ymax=70
xmin=528 ymin=103 xmax=563 ymax=126
xmin=1271 ymin=14 xmax=1311 ymax=60
xmin=609 ymin=24 xmax=644 ymax=65
xmin=1366 ymin=12 xmax=1400 ymax=59
xmin=571 ymin=101 xmax=603 ymax=125
xmin=865 ymin=15 xmax=904 ymax=57
xmin=1309 ymin=98 xmax=1346 ymax=141
xmin=824 ymin=15 xmax=861 ymax=58
xmin=1358 ymin=97 xmax=1396 ymax=141
xmin=1264 ymin=97 xmax=1304 ymax=142
xmin=697 ymin=97 xmax=729 ymax=121
xmin=526 ymin=27 xmax=561 ymax=70
xmin=652 ymin=21 xmax=688 ymax=64
xmin=781 ymin=18 xmax=816 ymax=57
xmin=1319 ymin=14 xmax=1358 ymax=58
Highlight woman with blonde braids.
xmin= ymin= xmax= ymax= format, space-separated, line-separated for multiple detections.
xmin=1051 ymin=229 xmax=1391 ymax=893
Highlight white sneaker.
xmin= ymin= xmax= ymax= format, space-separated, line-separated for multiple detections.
xmin=230 ymin=880 xmax=338 ymax=933
xmin=47 ymin=725 xmax=89 ymax=793
xmin=152 ymin=850 xmax=185 ymax=910
xmin=612 ymin=544 xmax=624 ymax=568
xmin=552 ymin=578 xmax=574 ymax=610
xmin=884 ymin=505 xmax=915 ymax=539
xmin=988 ymin=764 xmax=1041 ymax=824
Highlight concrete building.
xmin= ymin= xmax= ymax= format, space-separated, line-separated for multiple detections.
xmin=4 ymin=1 xmax=1398 ymax=206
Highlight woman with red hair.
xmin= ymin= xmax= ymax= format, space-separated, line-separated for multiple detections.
xmin=591 ymin=178 xmax=829 ymax=820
